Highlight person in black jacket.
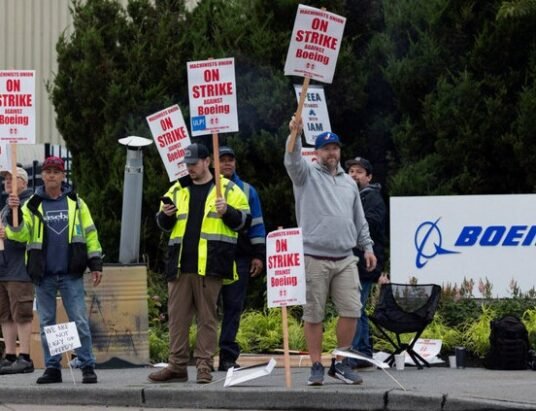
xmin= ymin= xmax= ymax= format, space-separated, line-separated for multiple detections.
xmin=345 ymin=157 xmax=388 ymax=369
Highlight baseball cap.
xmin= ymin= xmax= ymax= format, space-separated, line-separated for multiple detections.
xmin=0 ymin=167 xmax=29 ymax=183
xmin=42 ymin=156 xmax=65 ymax=172
xmin=183 ymin=143 xmax=210 ymax=164
xmin=219 ymin=146 xmax=235 ymax=158
xmin=315 ymin=131 xmax=341 ymax=150
xmin=345 ymin=157 xmax=373 ymax=174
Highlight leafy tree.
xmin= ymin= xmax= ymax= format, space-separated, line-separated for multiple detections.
xmin=381 ymin=0 xmax=536 ymax=195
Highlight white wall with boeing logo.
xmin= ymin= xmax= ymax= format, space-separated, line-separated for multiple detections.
xmin=390 ymin=195 xmax=536 ymax=297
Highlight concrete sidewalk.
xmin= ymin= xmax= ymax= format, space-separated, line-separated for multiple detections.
xmin=1 ymin=364 xmax=536 ymax=410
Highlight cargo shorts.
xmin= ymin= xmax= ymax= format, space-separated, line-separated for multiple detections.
xmin=302 ymin=255 xmax=361 ymax=323
xmin=0 ymin=281 xmax=34 ymax=323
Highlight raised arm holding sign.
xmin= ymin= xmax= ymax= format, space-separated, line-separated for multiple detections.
xmin=284 ymin=5 xmax=346 ymax=152
xmin=283 ymin=118 xmax=377 ymax=387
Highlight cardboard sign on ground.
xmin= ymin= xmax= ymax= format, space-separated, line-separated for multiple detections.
xmin=224 ymin=358 xmax=277 ymax=387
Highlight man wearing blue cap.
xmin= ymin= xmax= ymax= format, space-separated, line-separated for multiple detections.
xmin=284 ymin=118 xmax=377 ymax=386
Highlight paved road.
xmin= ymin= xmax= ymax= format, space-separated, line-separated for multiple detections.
xmin=1 ymin=365 xmax=536 ymax=410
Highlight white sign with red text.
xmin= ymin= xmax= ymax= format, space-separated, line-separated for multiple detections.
xmin=0 ymin=144 xmax=11 ymax=172
xmin=294 ymin=84 xmax=331 ymax=145
xmin=266 ymin=228 xmax=306 ymax=308
xmin=147 ymin=104 xmax=190 ymax=181
xmin=284 ymin=5 xmax=346 ymax=83
xmin=187 ymin=58 xmax=238 ymax=137
xmin=0 ymin=70 xmax=36 ymax=143
xmin=301 ymin=147 xmax=317 ymax=164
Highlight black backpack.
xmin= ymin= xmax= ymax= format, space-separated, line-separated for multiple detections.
xmin=485 ymin=315 xmax=529 ymax=370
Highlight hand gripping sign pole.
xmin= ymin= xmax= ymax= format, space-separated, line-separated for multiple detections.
xmin=267 ymin=227 xmax=306 ymax=388
xmin=284 ymin=5 xmax=346 ymax=152
xmin=288 ymin=77 xmax=310 ymax=153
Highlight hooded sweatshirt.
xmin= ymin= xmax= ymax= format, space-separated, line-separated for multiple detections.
xmin=284 ymin=136 xmax=373 ymax=257
xmin=35 ymin=184 xmax=71 ymax=276
xmin=0 ymin=188 xmax=34 ymax=281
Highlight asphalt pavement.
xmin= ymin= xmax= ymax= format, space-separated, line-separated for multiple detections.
xmin=1 ymin=363 xmax=536 ymax=410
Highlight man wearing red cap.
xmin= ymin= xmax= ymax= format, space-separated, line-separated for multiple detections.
xmin=5 ymin=156 xmax=103 ymax=384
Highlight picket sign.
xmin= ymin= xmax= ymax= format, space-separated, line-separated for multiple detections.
xmin=187 ymin=57 xmax=238 ymax=197
xmin=146 ymin=104 xmax=190 ymax=182
xmin=44 ymin=322 xmax=82 ymax=385
xmin=293 ymin=84 xmax=331 ymax=146
xmin=267 ymin=227 xmax=306 ymax=388
xmin=284 ymin=5 xmax=346 ymax=152
xmin=0 ymin=70 xmax=36 ymax=227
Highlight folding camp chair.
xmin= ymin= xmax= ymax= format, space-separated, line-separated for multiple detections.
xmin=370 ymin=283 xmax=441 ymax=369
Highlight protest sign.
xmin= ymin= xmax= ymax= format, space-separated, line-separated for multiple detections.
xmin=187 ymin=57 xmax=238 ymax=137
xmin=301 ymin=147 xmax=317 ymax=164
xmin=284 ymin=5 xmax=346 ymax=84
xmin=266 ymin=228 xmax=306 ymax=308
xmin=146 ymin=104 xmax=190 ymax=181
xmin=44 ymin=322 xmax=81 ymax=356
xmin=0 ymin=144 xmax=10 ymax=172
xmin=224 ymin=358 xmax=276 ymax=387
xmin=0 ymin=70 xmax=36 ymax=144
xmin=284 ymin=5 xmax=345 ymax=151
xmin=294 ymin=84 xmax=331 ymax=145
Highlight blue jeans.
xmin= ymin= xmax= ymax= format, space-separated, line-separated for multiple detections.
xmin=35 ymin=275 xmax=95 ymax=369
xmin=219 ymin=257 xmax=250 ymax=363
xmin=351 ymin=280 xmax=373 ymax=357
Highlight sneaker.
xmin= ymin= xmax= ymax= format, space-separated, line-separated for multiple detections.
xmin=349 ymin=357 xmax=376 ymax=372
xmin=218 ymin=361 xmax=239 ymax=372
xmin=197 ymin=366 xmax=213 ymax=384
xmin=36 ymin=368 xmax=62 ymax=384
xmin=0 ymin=357 xmax=13 ymax=368
xmin=81 ymin=367 xmax=98 ymax=384
xmin=0 ymin=357 xmax=34 ymax=375
xmin=328 ymin=358 xmax=363 ymax=384
xmin=147 ymin=367 xmax=188 ymax=383
xmin=308 ymin=361 xmax=325 ymax=386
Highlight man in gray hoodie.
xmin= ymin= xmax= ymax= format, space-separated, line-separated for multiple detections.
xmin=284 ymin=117 xmax=376 ymax=386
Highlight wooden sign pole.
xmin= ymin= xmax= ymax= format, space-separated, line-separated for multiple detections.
xmin=287 ymin=76 xmax=310 ymax=152
xmin=212 ymin=131 xmax=222 ymax=197
xmin=206 ymin=57 xmax=222 ymax=198
xmin=276 ymin=226 xmax=292 ymax=388
xmin=281 ymin=304 xmax=292 ymax=388
xmin=10 ymin=144 xmax=18 ymax=227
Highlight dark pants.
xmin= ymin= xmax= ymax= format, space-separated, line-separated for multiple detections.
xmin=219 ymin=256 xmax=250 ymax=363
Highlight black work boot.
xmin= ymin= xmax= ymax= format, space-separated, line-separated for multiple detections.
xmin=36 ymin=368 xmax=62 ymax=384
xmin=82 ymin=367 xmax=98 ymax=384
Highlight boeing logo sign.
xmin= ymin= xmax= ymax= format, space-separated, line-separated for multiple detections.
xmin=391 ymin=195 xmax=536 ymax=298
xmin=413 ymin=219 xmax=536 ymax=269
xmin=414 ymin=218 xmax=458 ymax=268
